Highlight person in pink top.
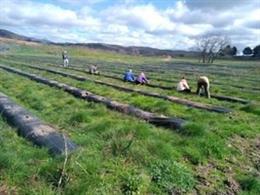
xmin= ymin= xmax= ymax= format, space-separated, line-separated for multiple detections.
xmin=177 ymin=77 xmax=191 ymax=93
xmin=136 ymin=72 xmax=149 ymax=85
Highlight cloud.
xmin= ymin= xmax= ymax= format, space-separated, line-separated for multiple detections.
xmin=186 ymin=0 xmax=259 ymax=10
xmin=244 ymin=21 xmax=260 ymax=29
xmin=103 ymin=4 xmax=175 ymax=32
xmin=57 ymin=0 xmax=106 ymax=6
xmin=0 ymin=0 xmax=259 ymax=50
xmin=0 ymin=0 xmax=100 ymax=28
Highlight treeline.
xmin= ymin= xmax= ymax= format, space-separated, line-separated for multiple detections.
xmin=242 ymin=45 xmax=260 ymax=57
xmin=219 ymin=45 xmax=237 ymax=56
xmin=219 ymin=45 xmax=260 ymax=57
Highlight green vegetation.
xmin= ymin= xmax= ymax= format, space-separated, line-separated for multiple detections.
xmin=0 ymin=39 xmax=259 ymax=194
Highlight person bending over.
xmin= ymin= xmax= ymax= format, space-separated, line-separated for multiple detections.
xmin=89 ymin=65 xmax=99 ymax=74
xmin=196 ymin=76 xmax=210 ymax=98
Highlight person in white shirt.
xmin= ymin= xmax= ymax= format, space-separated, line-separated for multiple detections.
xmin=62 ymin=51 xmax=69 ymax=67
xmin=89 ymin=65 xmax=99 ymax=74
xmin=196 ymin=76 xmax=210 ymax=98
xmin=177 ymin=77 xmax=191 ymax=93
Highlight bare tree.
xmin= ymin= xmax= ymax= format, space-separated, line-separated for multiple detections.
xmin=196 ymin=35 xmax=230 ymax=63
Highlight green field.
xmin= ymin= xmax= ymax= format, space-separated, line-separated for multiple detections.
xmin=0 ymin=39 xmax=259 ymax=194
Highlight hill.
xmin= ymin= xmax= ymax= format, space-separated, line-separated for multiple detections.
xmin=56 ymin=42 xmax=199 ymax=56
xmin=0 ymin=29 xmax=198 ymax=57
xmin=0 ymin=29 xmax=45 ymax=43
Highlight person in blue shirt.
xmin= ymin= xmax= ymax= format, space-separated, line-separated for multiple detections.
xmin=123 ymin=69 xmax=135 ymax=82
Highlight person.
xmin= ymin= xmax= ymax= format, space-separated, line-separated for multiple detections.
xmin=62 ymin=51 xmax=69 ymax=67
xmin=177 ymin=77 xmax=191 ymax=93
xmin=123 ymin=69 xmax=135 ymax=82
xmin=89 ymin=65 xmax=99 ymax=74
xmin=196 ymin=76 xmax=210 ymax=98
xmin=136 ymin=72 xmax=149 ymax=85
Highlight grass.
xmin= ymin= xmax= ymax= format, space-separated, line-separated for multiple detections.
xmin=0 ymin=39 xmax=259 ymax=194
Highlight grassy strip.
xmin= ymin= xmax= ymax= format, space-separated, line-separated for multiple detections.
xmin=5 ymin=62 xmax=259 ymax=136
xmin=1 ymin=67 xmax=259 ymax=194
xmin=0 ymin=117 xmax=60 ymax=194
xmin=2 ymin=55 xmax=259 ymax=101
xmin=0 ymin=64 xmax=186 ymax=130
xmin=10 ymin=62 xmax=232 ymax=113
xmin=0 ymin=92 xmax=77 ymax=155
xmin=4 ymin=54 xmax=259 ymax=83
xmin=3 ymin=59 xmax=260 ymax=115
xmin=47 ymin=64 xmax=250 ymax=104
xmin=2 ymin=56 xmax=257 ymax=86
xmin=0 ymin=69 xmax=197 ymax=194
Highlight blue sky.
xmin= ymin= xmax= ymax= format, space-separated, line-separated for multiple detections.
xmin=38 ymin=0 xmax=177 ymax=10
xmin=0 ymin=0 xmax=259 ymax=51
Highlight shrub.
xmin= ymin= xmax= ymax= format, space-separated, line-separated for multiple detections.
xmin=110 ymin=133 xmax=134 ymax=156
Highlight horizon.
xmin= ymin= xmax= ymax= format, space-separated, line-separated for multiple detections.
xmin=0 ymin=0 xmax=259 ymax=52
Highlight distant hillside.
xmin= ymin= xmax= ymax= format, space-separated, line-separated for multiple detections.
xmin=0 ymin=29 xmax=198 ymax=56
xmin=56 ymin=43 xmax=199 ymax=57
xmin=0 ymin=29 xmax=50 ymax=43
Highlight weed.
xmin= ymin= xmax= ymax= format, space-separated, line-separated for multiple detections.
xmin=149 ymin=160 xmax=195 ymax=193
xmin=181 ymin=122 xmax=206 ymax=136
xmin=121 ymin=172 xmax=143 ymax=194
xmin=240 ymin=103 xmax=260 ymax=116
xmin=237 ymin=175 xmax=260 ymax=194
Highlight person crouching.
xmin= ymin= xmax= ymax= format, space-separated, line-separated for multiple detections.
xmin=136 ymin=72 xmax=149 ymax=85
xmin=123 ymin=69 xmax=135 ymax=82
xmin=177 ymin=77 xmax=191 ymax=93
xmin=89 ymin=65 xmax=99 ymax=75
xmin=196 ymin=76 xmax=210 ymax=98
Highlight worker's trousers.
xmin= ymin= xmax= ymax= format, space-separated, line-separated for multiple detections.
xmin=63 ymin=59 xmax=69 ymax=67
xmin=196 ymin=82 xmax=210 ymax=98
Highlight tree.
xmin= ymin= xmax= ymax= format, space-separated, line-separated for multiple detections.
xmin=231 ymin=46 xmax=237 ymax=56
xmin=196 ymin=35 xmax=230 ymax=63
xmin=222 ymin=45 xmax=232 ymax=56
xmin=243 ymin=47 xmax=253 ymax=55
xmin=253 ymin=45 xmax=260 ymax=57
xmin=219 ymin=45 xmax=237 ymax=56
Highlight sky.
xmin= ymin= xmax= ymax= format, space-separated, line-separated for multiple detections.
xmin=0 ymin=0 xmax=259 ymax=51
